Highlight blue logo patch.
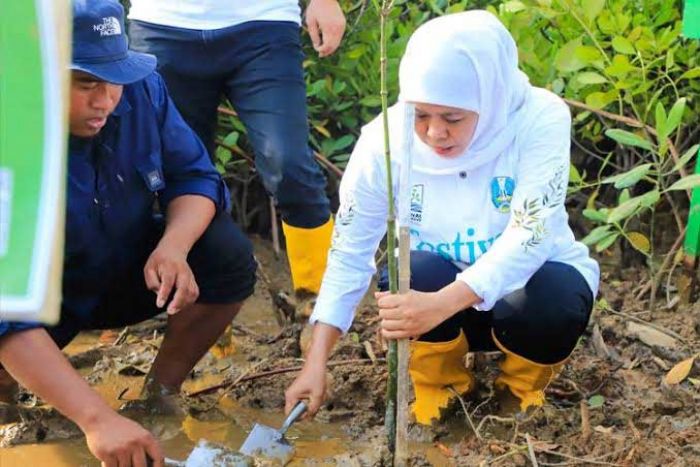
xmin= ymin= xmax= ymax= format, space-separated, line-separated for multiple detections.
xmin=490 ymin=176 xmax=515 ymax=213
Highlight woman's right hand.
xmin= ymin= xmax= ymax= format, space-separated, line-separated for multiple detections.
xmin=285 ymin=362 xmax=327 ymax=418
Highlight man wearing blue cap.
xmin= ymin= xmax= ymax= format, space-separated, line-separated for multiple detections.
xmin=0 ymin=1 xmax=256 ymax=464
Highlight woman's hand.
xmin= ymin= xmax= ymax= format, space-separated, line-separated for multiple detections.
xmin=375 ymin=290 xmax=450 ymax=339
xmin=375 ymin=282 xmax=479 ymax=339
xmin=284 ymin=322 xmax=341 ymax=418
xmin=285 ymin=362 xmax=327 ymax=418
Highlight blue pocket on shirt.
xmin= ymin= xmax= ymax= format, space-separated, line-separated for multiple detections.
xmin=134 ymin=152 xmax=166 ymax=192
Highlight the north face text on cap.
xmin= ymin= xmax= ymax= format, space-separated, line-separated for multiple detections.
xmin=93 ymin=17 xmax=121 ymax=36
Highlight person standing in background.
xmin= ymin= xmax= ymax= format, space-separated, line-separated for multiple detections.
xmin=128 ymin=0 xmax=346 ymax=299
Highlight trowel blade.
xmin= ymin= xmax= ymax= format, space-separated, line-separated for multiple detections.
xmin=239 ymin=423 xmax=294 ymax=461
xmin=185 ymin=440 xmax=251 ymax=467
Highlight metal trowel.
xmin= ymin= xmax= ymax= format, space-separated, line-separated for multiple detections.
xmin=239 ymin=401 xmax=307 ymax=462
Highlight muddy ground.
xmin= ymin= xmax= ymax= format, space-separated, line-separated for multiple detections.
xmin=1 ymin=237 xmax=699 ymax=466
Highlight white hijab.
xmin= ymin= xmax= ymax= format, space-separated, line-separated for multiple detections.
xmin=398 ymin=10 xmax=531 ymax=174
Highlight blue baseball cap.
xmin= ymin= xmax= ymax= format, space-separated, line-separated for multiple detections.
xmin=71 ymin=0 xmax=156 ymax=85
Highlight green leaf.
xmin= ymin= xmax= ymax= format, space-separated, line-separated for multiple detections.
xmin=602 ymin=163 xmax=652 ymax=189
xmin=346 ymin=45 xmax=367 ymax=60
xmin=576 ymin=71 xmax=608 ymax=85
xmin=607 ymin=196 xmax=643 ymax=223
xmin=582 ymin=225 xmax=612 ymax=246
xmin=575 ymin=45 xmax=602 ymax=64
xmin=503 ymin=0 xmax=527 ymax=12
xmin=596 ymin=232 xmax=620 ymax=252
xmin=618 ymin=188 xmax=630 ymax=204
xmin=626 ymin=231 xmax=651 ymax=254
xmin=667 ymin=174 xmax=700 ymax=191
xmin=222 ymin=131 xmax=239 ymax=148
xmin=582 ymin=0 xmax=605 ymax=22
xmin=583 ymin=209 xmax=608 ymax=222
xmin=655 ymin=102 xmax=668 ymax=139
xmin=359 ymin=96 xmax=381 ymax=107
xmin=605 ymin=54 xmax=635 ymax=77
xmin=605 ymin=129 xmax=652 ymax=150
xmin=672 ymin=144 xmax=699 ymax=173
xmin=588 ymin=394 xmax=605 ymax=408
xmin=585 ymin=90 xmax=618 ymax=109
xmin=570 ymin=165 xmax=583 ymax=184
xmin=665 ymin=98 xmax=686 ymax=137
xmin=638 ymin=189 xmax=660 ymax=208
xmin=665 ymin=49 xmax=675 ymax=71
xmin=215 ymin=146 xmax=232 ymax=165
xmin=611 ymin=36 xmax=635 ymax=55
xmin=555 ymin=38 xmax=586 ymax=72
xmin=680 ymin=67 xmax=700 ymax=80
xmin=332 ymin=134 xmax=355 ymax=153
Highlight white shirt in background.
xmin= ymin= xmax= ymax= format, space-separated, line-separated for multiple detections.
xmin=128 ymin=0 xmax=301 ymax=30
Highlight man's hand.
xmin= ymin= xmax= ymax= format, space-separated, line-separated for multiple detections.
xmin=144 ymin=243 xmax=199 ymax=314
xmin=285 ymin=362 xmax=327 ymax=418
xmin=305 ymin=0 xmax=346 ymax=57
xmin=84 ymin=411 xmax=164 ymax=467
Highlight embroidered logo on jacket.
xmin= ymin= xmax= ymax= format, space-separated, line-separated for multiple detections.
xmin=490 ymin=176 xmax=515 ymax=213
xmin=410 ymin=184 xmax=424 ymax=224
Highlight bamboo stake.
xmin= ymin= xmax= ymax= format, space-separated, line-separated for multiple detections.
xmin=395 ymin=102 xmax=415 ymax=466
xmin=378 ymin=0 xmax=401 ymax=462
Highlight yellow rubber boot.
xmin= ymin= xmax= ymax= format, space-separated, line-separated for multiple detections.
xmin=493 ymin=332 xmax=567 ymax=412
xmin=409 ymin=330 xmax=474 ymax=425
xmin=282 ymin=217 xmax=334 ymax=295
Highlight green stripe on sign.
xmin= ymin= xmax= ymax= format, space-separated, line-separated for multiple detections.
xmin=684 ymin=0 xmax=700 ymax=39
xmin=0 ymin=0 xmax=67 ymax=320
xmin=0 ymin=0 xmax=45 ymax=297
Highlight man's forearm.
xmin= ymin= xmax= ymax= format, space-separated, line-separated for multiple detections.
xmin=161 ymin=195 xmax=216 ymax=254
xmin=0 ymin=328 xmax=114 ymax=431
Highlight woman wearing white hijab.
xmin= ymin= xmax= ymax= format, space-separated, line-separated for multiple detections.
xmin=285 ymin=10 xmax=599 ymax=425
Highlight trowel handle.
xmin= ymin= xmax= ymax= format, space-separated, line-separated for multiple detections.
xmin=279 ymin=401 xmax=307 ymax=435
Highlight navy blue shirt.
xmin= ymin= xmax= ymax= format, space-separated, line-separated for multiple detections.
xmin=0 ymin=72 xmax=229 ymax=335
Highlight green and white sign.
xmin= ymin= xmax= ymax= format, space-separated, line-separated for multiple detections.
xmin=0 ymin=0 xmax=69 ymax=323
xmin=683 ymin=0 xmax=700 ymax=39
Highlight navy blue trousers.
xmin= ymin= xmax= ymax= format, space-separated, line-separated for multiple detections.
xmin=379 ymin=251 xmax=594 ymax=364
xmin=49 ymin=213 xmax=256 ymax=349
xmin=128 ymin=20 xmax=331 ymax=229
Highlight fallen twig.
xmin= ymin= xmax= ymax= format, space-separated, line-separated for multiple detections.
xmin=635 ymin=227 xmax=686 ymax=303
xmin=525 ymin=433 xmax=539 ymax=467
xmin=448 ymin=386 xmax=482 ymax=441
xmin=580 ymin=400 xmax=591 ymax=444
xmin=475 ymin=414 xmax=516 ymax=437
xmin=113 ymin=327 xmax=130 ymax=346
xmin=486 ymin=445 xmax=529 ymax=466
xmin=604 ymin=308 xmax=689 ymax=346
xmin=537 ymin=444 xmax=630 ymax=466
xmin=197 ymin=358 xmax=271 ymax=412
xmin=186 ymin=357 xmax=384 ymax=397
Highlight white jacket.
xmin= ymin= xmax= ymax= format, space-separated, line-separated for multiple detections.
xmin=310 ymin=88 xmax=600 ymax=333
